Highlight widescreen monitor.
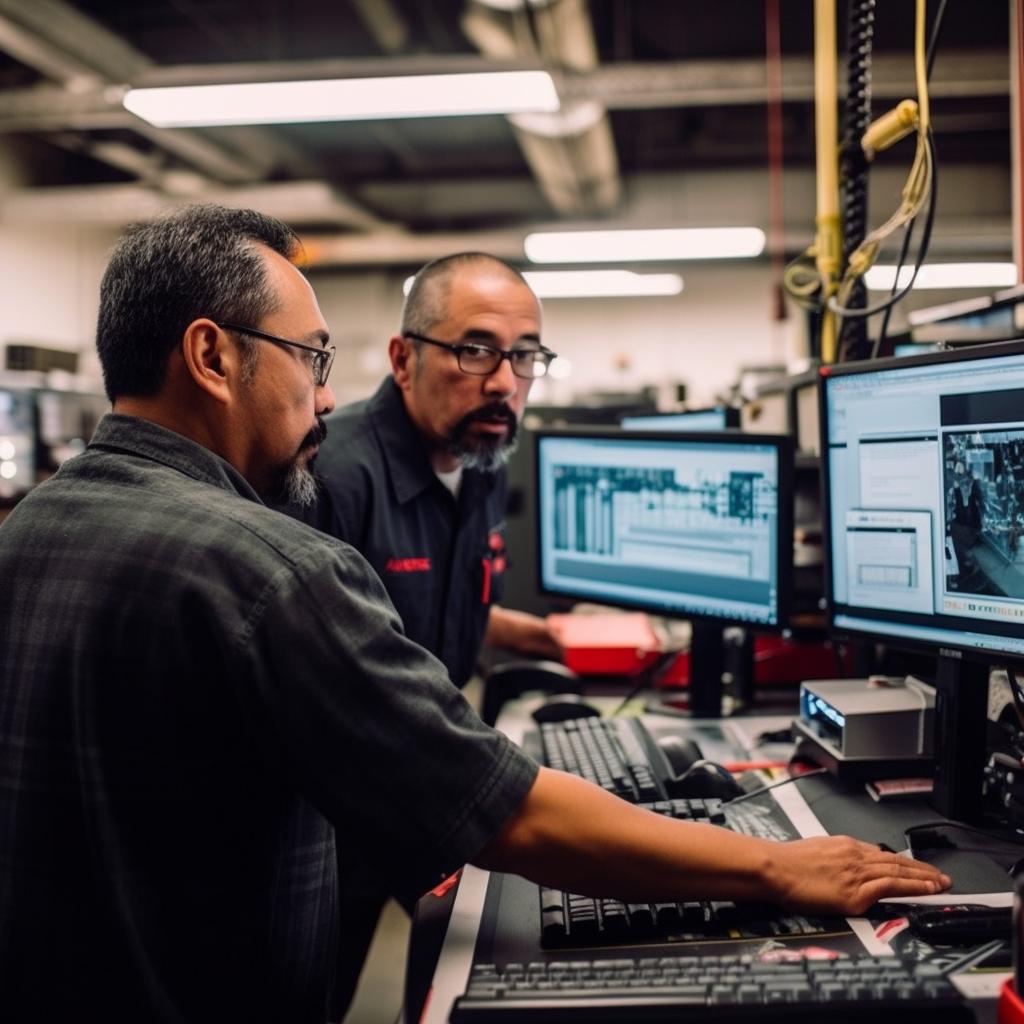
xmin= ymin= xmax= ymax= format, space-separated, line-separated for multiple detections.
xmin=821 ymin=340 xmax=1024 ymax=661
xmin=619 ymin=407 xmax=740 ymax=432
xmin=535 ymin=429 xmax=793 ymax=631
xmin=820 ymin=340 xmax=1024 ymax=816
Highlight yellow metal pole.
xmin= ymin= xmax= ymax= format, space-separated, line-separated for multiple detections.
xmin=814 ymin=0 xmax=842 ymax=363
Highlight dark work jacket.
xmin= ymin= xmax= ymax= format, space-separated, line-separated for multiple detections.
xmin=304 ymin=378 xmax=508 ymax=688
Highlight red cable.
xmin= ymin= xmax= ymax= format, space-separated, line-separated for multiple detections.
xmin=765 ymin=0 xmax=787 ymax=318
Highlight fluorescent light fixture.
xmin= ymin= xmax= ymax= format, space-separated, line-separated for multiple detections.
xmin=866 ymin=262 xmax=1017 ymax=291
xmin=123 ymin=70 xmax=559 ymax=127
xmin=524 ymin=270 xmax=683 ymax=298
xmin=404 ymin=270 xmax=683 ymax=299
xmin=524 ymin=227 xmax=765 ymax=263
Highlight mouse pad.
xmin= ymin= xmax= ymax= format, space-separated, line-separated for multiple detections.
xmin=795 ymin=774 xmax=1014 ymax=895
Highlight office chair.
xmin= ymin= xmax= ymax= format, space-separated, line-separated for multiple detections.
xmin=480 ymin=659 xmax=582 ymax=726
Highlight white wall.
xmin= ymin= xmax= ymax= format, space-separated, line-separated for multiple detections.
xmin=0 ymin=224 xmax=116 ymax=387
xmin=309 ymin=262 xmax=804 ymax=410
xmin=0 ymin=199 xmax=1015 ymax=411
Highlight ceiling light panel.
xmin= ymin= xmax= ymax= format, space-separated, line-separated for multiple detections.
xmin=123 ymin=71 xmax=559 ymax=127
xmin=866 ymin=262 xmax=1017 ymax=290
xmin=524 ymin=227 xmax=766 ymax=263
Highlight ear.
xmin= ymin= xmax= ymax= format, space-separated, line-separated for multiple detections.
xmin=181 ymin=319 xmax=238 ymax=405
xmin=388 ymin=334 xmax=416 ymax=391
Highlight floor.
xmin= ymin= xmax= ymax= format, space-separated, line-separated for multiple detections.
xmin=343 ymin=898 xmax=410 ymax=1024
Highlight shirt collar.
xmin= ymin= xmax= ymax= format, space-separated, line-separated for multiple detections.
xmin=367 ymin=378 xmax=444 ymax=505
xmin=87 ymin=413 xmax=263 ymax=503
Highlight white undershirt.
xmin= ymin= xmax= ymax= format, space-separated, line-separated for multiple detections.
xmin=435 ymin=465 xmax=463 ymax=498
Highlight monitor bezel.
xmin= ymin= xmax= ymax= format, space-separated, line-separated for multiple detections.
xmin=818 ymin=337 xmax=1024 ymax=663
xmin=617 ymin=406 xmax=741 ymax=431
xmin=533 ymin=426 xmax=794 ymax=632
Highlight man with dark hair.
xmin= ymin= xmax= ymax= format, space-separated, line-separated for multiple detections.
xmin=0 ymin=204 xmax=949 ymax=1024
xmin=305 ymin=252 xmax=560 ymax=693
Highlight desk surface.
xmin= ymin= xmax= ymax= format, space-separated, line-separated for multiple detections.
xmin=418 ymin=700 xmax=1009 ymax=1024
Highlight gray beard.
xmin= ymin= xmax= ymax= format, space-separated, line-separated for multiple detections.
xmin=448 ymin=432 xmax=519 ymax=473
xmin=282 ymin=459 xmax=319 ymax=507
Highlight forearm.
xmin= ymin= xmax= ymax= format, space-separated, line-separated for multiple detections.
xmin=475 ymin=766 xmax=772 ymax=903
xmin=475 ymin=766 xmax=949 ymax=916
xmin=485 ymin=606 xmax=562 ymax=659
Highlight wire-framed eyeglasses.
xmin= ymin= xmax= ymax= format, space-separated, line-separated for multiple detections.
xmin=404 ymin=332 xmax=556 ymax=380
xmin=217 ymin=321 xmax=335 ymax=387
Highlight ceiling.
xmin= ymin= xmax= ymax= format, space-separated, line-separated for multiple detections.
xmin=0 ymin=0 xmax=1013 ymax=268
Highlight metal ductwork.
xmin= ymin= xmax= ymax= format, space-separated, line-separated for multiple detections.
xmin=461 ymin=0 xmax=622 ymax=217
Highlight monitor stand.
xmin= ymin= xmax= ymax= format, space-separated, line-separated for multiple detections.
xmin=643 ymin=622 xmax=726 ymax=719
xmin=930 ymin=654 xmax=989 ymax=822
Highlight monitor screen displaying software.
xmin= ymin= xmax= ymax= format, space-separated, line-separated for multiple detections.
xmin=536 ymin=431 xmax=790 ymax=627
xmin=823 ymin=342 xmax=1024 ymax=659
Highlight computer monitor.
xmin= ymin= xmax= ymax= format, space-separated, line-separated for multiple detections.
xmin=619 ymin=407 xmax=740 ymax=432
xmin=907 ymin=283 xmax=1024 ymax=345
xmin=0 ymin=388 xmax=36 ymax=503
xmin=535 ymin=428 xmax=793 ymax=714
xmin=820 ymin=339 xmax=1024 ymax=816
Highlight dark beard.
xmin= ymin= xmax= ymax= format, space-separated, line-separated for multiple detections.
xmin=267 ymin=417 xmax=327 ymax=508
xmin=447 ymin=401 xmax=519 ymax=473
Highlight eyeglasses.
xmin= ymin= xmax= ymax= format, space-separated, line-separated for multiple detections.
xmin=217 ymin=321 xmax=335 ymax=387
xmin=404 ymin=332 xmax=556 ymax=380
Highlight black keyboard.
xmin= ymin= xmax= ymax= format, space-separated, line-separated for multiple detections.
xmin=526 ymin=717 xmax=674 ymax=802
xmin=450 ymin=953 xmax=973 ymax=1023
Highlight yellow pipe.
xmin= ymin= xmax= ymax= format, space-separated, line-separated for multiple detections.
xmin=814 ymin=0 xmax=842 ymax=363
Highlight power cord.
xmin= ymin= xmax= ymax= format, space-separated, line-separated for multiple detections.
xmin=609 ymin=649 xmax=683 ymax=718
xmin=905 ymin=819 xmax=1024 ymax=857
xmin=722 ymin=766 xmax=829 ymax=807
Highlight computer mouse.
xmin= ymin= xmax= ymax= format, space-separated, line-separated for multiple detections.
xmin=531 ymin=694 xmax=602 ymax=724
xmin=656 ymin=735 xmax=705 ymax=775
xmin=656 ymin=736 xmax=746 ymax=801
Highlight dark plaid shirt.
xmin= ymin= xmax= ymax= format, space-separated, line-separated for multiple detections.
xmin=0 ymin=414 xmax=537 ymax=1024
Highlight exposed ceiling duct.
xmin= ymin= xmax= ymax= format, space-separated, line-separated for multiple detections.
xmin=461 ymin=0 xmax=621 ymax=216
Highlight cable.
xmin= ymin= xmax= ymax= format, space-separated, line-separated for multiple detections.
xmin=871 ymin=0 xmax=951 ymax=356
xmin=831 ymin=129 xmax=938 ymax=321
xmin=609 ymin=649 xmax=682 ymax=718
xmin=940 ymin=939 xmax=1006 ymax=976
xmin=905 ymin=819 xmax=1024 ymax=856
xmin=722 ymin=766 xmax=830 ymax=807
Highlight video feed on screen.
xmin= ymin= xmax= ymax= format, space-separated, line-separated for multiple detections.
xmin=824 ymin=343 xmax=1024 ymax=657
xmin=942 ymin=430 xmax=1024 ymax=600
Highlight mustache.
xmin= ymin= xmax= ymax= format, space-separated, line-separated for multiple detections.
xmin=461 ymin=401 xmax=516 ymax=428
xmin=301 ymin=417 xmax=327 ymax=452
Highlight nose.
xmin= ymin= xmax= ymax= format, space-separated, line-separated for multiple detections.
xmin=483 ymin=353 xmax=517 ymax=398
xmin=316 ymin=379 xmax=336 ymax=416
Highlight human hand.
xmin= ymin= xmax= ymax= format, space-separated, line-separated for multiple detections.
xmin=767 ymin=835 xmax=951 ymax=916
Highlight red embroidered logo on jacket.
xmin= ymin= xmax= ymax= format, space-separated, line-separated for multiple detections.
xmin=384 ymin=557 xmax=432 ymax=573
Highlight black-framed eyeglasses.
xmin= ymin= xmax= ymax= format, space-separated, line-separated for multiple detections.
xmin=217 ymin=321 xmax=335 ymax=387
xmin=404 ymin=332 xmax=557 ymax=380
